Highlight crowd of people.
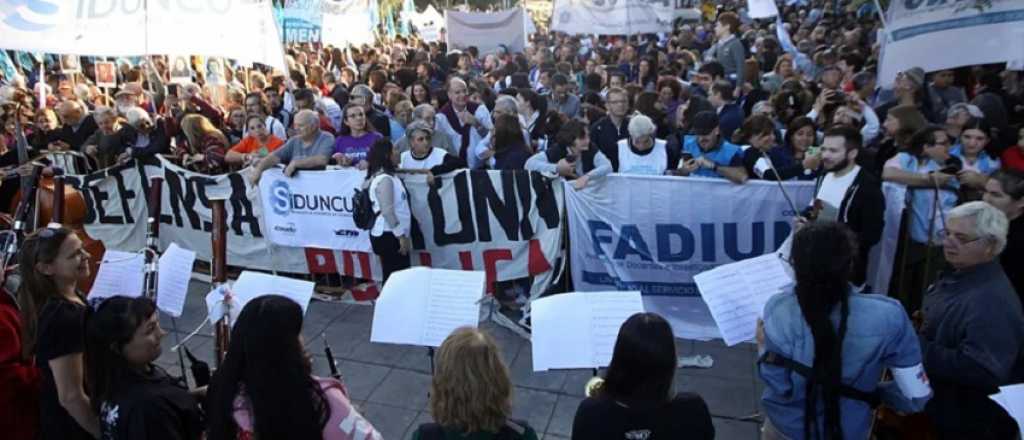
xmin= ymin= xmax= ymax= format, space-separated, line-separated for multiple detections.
xmin=1 ymin=0 xmax=1024 ymax=438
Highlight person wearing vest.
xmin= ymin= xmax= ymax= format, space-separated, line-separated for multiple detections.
xmin=677 ymin=111 xmax=748 ymax=184
xmin=363 ymin=139 xmax=411 ymax=284
xmin=758 ymin=222 xmax=931 ymax=440
xmin=526 ymin=120 xmax=612 ymax=190
xmin=439 ymin=77 xmax=493 ymax=169
xmin=398 ymin=121 xmax=466 ymax=185
xmin=611 ymin=114 xmax=678 ymax=176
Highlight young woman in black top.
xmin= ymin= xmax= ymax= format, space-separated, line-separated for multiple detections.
xmin=16 ymin=227 xmax=97 ymax=439
xmin=571 ymin=312 xmax=715 ymax=439
xmin=85 ymin=296 xmax=203 ymax=440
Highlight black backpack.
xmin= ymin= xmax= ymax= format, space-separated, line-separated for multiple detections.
xmin=416 ymin=419 xmax=530 ymax=440
xmin=351 ymin=185 xmax=378 ymax=230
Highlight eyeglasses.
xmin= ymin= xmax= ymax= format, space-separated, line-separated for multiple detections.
xmin=939 ymin=229 xmax=983 ymax=246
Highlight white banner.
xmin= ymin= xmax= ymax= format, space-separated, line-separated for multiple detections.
xmin=747 ymin=0 xmax=780 ymax=19
xmin=70 ymin=159 xmax=562 ymax=301
xmin=551 ymin=0 xmax=669 ymax=36
xmin=445 ymin=8 xmax=527 ymax=55
xmin=0 ymin=0 xmax=286 ymax=71
xmin=879 ymin=0 xmax=1024 ymax=86
xmin=322 ymin=0 xmax=376 ymax=47
xmin=259 ymin=167 xmax=370 ymax=252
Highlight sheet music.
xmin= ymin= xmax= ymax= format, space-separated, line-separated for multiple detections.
xmin=371 ymin=267 xmax=485 ymax=348
xmin=694 ymin=253 xmax=793 ymax=346
xmin=88 ymin=250 xmax=145 ymax=301
xmin=532 ymin=291 xmax=644 ymax=371
xmin=991 ymin=383 xmax=1024 ymax=439
xmin=156 ymin=243 xmax=196 ymax=318
xmin=231 ymin=271 xmax=315 ymax=316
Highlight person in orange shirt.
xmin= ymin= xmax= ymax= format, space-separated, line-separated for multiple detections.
xmin=226 ymin=115 xmax=284 ymax=167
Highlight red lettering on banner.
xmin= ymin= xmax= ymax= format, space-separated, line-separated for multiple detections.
xmin=357 ymin=252 xmax=373 ymax=280
xmin=483 ymin=249 xmax=514 ymax=292
xmin=418 ymin=252 xmax=432 ymax=267
xmin=304 ymin=248 xmax=339 ymax=274
xmin=459 ymin=252 xmax=474 ymax=270
xmin=527 ymin=239 xmax=552 ymax=275
xmin=341 ymin=251 xmax=355 ymax=276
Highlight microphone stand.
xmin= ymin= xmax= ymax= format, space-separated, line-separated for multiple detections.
xmin=759 ymin=150 xmax=801 ymax=217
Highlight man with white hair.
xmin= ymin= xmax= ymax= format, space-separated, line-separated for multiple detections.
xmin=917 ymin=201 xmax=1023 ymax=438
xmin=438 ymin=77 xmax=492 ymax=168
xmin=395 ymin=104 xmax=456 ymax=156
xmin=45 ymin=100 xmax=97 ymax=151
xmin=250 ymin=109 xmax=334 ymax=185
xmin=472 ymin=95 xmax=530 ymax=168
xmin=117 ymin=106 xmax=170 ymax=163
xmin=608 ymin=114 xmax=678 ymax=175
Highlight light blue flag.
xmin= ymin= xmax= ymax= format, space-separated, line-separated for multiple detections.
xmin=775 ymin=16 xmax=813 ymax=76
xmin=399 ymin=0 xmax=415 ymax=36
xmin=0 ymin=51 xmax=19 ymax=84
xmin=385 ymin=12 xmax=396 ymax=39
xmin=368 ymin=0 xmax=381 ymax=32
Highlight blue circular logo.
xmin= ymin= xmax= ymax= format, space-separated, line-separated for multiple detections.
xmin=2 ymin=0 xmax=60 ymax=32
xmin=270 ymin=180 xmax=292 ymax=216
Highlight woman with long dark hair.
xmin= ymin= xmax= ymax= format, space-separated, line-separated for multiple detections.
xmin=16 ymin=227 xmax=97 ymax=439
xmin=571 ymin=312 xmax=714 ymax=439
xmin=759 ymin=222 xmax=931 ymax=440
xmin=491 ymin=114 xmax=532 ymax=170
xmin=208 ymin=295 xmax=380 ymax=440
xmin=85 ymin=296 xmax=202 ymax=439
xmin=363 ymin=139 xmax=411 ymax=283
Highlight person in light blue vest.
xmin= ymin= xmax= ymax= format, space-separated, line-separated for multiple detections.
xmin=677 ymin=111 xmax=748 ymax=184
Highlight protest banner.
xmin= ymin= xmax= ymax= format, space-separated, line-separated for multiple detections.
xmin=67 ymin=159 xmax=563 ymax=302
xmin=279 ymin=0 xmax=324 ymax=44
xmin=747 ymin=0 xmax=780 ymax=19
xmin=551 ymin=0 xmax=669 ymax=36
xmin=878 ymin=0 xmax=1024 ymax=86
xmin=258 ymin=167 xmax=371 ymax=252
xmin=407 ymin=5 xmax=445 ymax=42
xmin=445 ymin=8 xmax=527 ymax=55
xmin=648 ymin=0 xmax=702 ymax=25
xmin=0 ymin=0 xmax=286 ymax=71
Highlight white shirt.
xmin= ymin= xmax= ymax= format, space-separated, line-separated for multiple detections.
xmin=816 ymin=165 xmax=861 ymax=221
xmin=368 ymin=174 xmax=411 ymax=238
xmin=400 ymin=148 xmax=447 ymax=171
xmin=616 ymin=138 xmax=668 ymax=175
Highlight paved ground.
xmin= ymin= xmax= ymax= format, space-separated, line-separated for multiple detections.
xmin=157 ymin=278 xmax=763 ymax=439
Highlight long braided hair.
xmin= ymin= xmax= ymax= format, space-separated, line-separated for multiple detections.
xmin=791 ymin=221 xmax=857 ymax=439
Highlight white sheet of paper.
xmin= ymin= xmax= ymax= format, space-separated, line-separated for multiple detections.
xmin=156 ymin=243 xmax=196 ymax=318
xmin=370 ymin=267 xmax=485 ymax=347
xmin=990 ymin=383 xmax=1024 ymax=440
xmin=694 ymin=253 xmax=793 ymax=346
xmin=532 ymin=291 xmax=644 ymax=371
xmin=88 ymin=250 xmax=146 ymax=301
xmin=748 ymin=0 xmax=780 ymax=18
xmin=231 ymin=271 xmax=315 ymax=317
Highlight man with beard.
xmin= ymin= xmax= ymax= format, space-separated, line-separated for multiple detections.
xmin=809 ymin=125 xmax=885 ymax=288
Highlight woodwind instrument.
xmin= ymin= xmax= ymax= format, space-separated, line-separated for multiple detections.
xmin=211 ymin=198 xmax=229 ymax=367
xmin=143 ymin=178 xmax=163 ymax=299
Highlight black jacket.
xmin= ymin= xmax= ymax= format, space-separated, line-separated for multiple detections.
xmin=815 ymin=168 xmax=885 ymax=286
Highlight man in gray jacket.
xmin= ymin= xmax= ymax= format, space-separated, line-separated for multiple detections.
xmin=706 ymin=12 xmax=746 ymax=84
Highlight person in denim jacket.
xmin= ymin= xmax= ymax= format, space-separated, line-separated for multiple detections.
xmin=757 ymin=222 xmax=931 ymax=440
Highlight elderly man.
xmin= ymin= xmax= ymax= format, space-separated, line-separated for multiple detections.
xmin=46 ymin=100 xmax=98 ymax=151
xmin=472 ymin=95 xmax=530 ymax=169
xmin=395 ymin=104 xmax=456 ymax=156
xmin=917 ymin=201 xmax=1023 ymax=439
xmin=117 ymin=106 xmax=170 ymax=163
xmin=608 ymin=114 xmax=678 ymax=175
xmin=81 ymin=106 xmax=130 ymax=169
xmin=438 ymin=77 xmax=493 ymax=168
xmin=250 ymin=110 xmax=334 ymax=186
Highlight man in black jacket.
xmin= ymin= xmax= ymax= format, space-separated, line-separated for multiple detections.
xmin=812 ymin=125 xmax=885 ymax=287
xmin=46 ymin=100 xmax=98 ymax=151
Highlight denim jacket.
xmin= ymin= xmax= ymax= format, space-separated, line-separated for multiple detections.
xmin=759 ymin=290 xmax=931 ymax=440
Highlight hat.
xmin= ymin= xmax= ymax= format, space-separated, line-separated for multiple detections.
xmin=691 ymin=111 xmax=720 ymax=136
xmin=898 ymin=67 xmax=925 ymax=88
xmin=114 ymin=83 xmax=144 ymax=98
xmin=406 ymin=120 xmax=434 ymax=137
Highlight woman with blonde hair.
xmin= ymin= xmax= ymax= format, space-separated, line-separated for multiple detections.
xmin=412 ymin=327 xmax=538 ymax=440
xmin=178 ymin=113 xmax=228 ymax=174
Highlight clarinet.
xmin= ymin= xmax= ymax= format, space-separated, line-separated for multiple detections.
xmin=322 ymin=334 xmax=343 ymax=381
xmin=143 ymin=178 xmax=162 ymax=299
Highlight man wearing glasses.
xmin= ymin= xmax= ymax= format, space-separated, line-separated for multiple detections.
xmin=590 ymin=87 xmax=631 ymax=167
xmin=916 ymin=201 xmax=1023 ymax=439
xmin=250 ymin=110 xmax=334 ymax=186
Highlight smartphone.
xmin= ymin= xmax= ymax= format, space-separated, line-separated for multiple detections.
xmin=681 ymin=152 xmax=694 ymax=162
xmin=167 ymin=83 xmax=180 ymax=97
xmin=806 ymin=146 xmax=820 ymax=156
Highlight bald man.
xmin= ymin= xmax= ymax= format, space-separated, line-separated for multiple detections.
xmin=46 ymin=100 xmax=98 ymax=151
xmin=437 ymin=77 xmax=492 ymax=169
xmin=250 ymin=109 xmax=334 ymax=185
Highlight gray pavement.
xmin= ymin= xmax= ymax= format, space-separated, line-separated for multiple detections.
xmin=157 ymin=278 xmax=763 ymax=439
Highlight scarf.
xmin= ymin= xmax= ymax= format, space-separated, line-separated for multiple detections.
xmin=440 ymin=101 xmax=480 ymax=160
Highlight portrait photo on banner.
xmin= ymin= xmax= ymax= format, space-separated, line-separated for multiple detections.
xmin=94 ymin=61 xmax=117 ymax=88
xmin=59 ymin=54 xmax=80 ymax=73
xmin=169 ymin=55 xmax=193 ymax=84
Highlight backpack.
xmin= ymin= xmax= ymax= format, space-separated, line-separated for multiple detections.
xmin=416 ymin=419 xmax=530 ymax=440
xmin=351 ymin=184 xmax=378 ymax=230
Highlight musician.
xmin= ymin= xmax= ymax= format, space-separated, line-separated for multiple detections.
xmin=759 ymin=222 xmax=930 ymax=440
xmin=85 ymin=296 xmax=203 ymax=440
xmin=208 ymin=295 xmax=380 ymax=440
xmin=812 ymin=126 xmax=885 ymax=288
xmin=0 ymin=271 xmax=40 ymax=440
xmin=16 ymin=227 xmax=98 ymax=439
xmin=917 ymin=201 xmax=1023 ymax=439
xmin=571 ymin=313 xmax=713 ymax=439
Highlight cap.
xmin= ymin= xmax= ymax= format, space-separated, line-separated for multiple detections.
xmin=899 ymin=67 xmax=925 ymax=88
xmin=691 ymin=111 xmax=720 ymax=136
